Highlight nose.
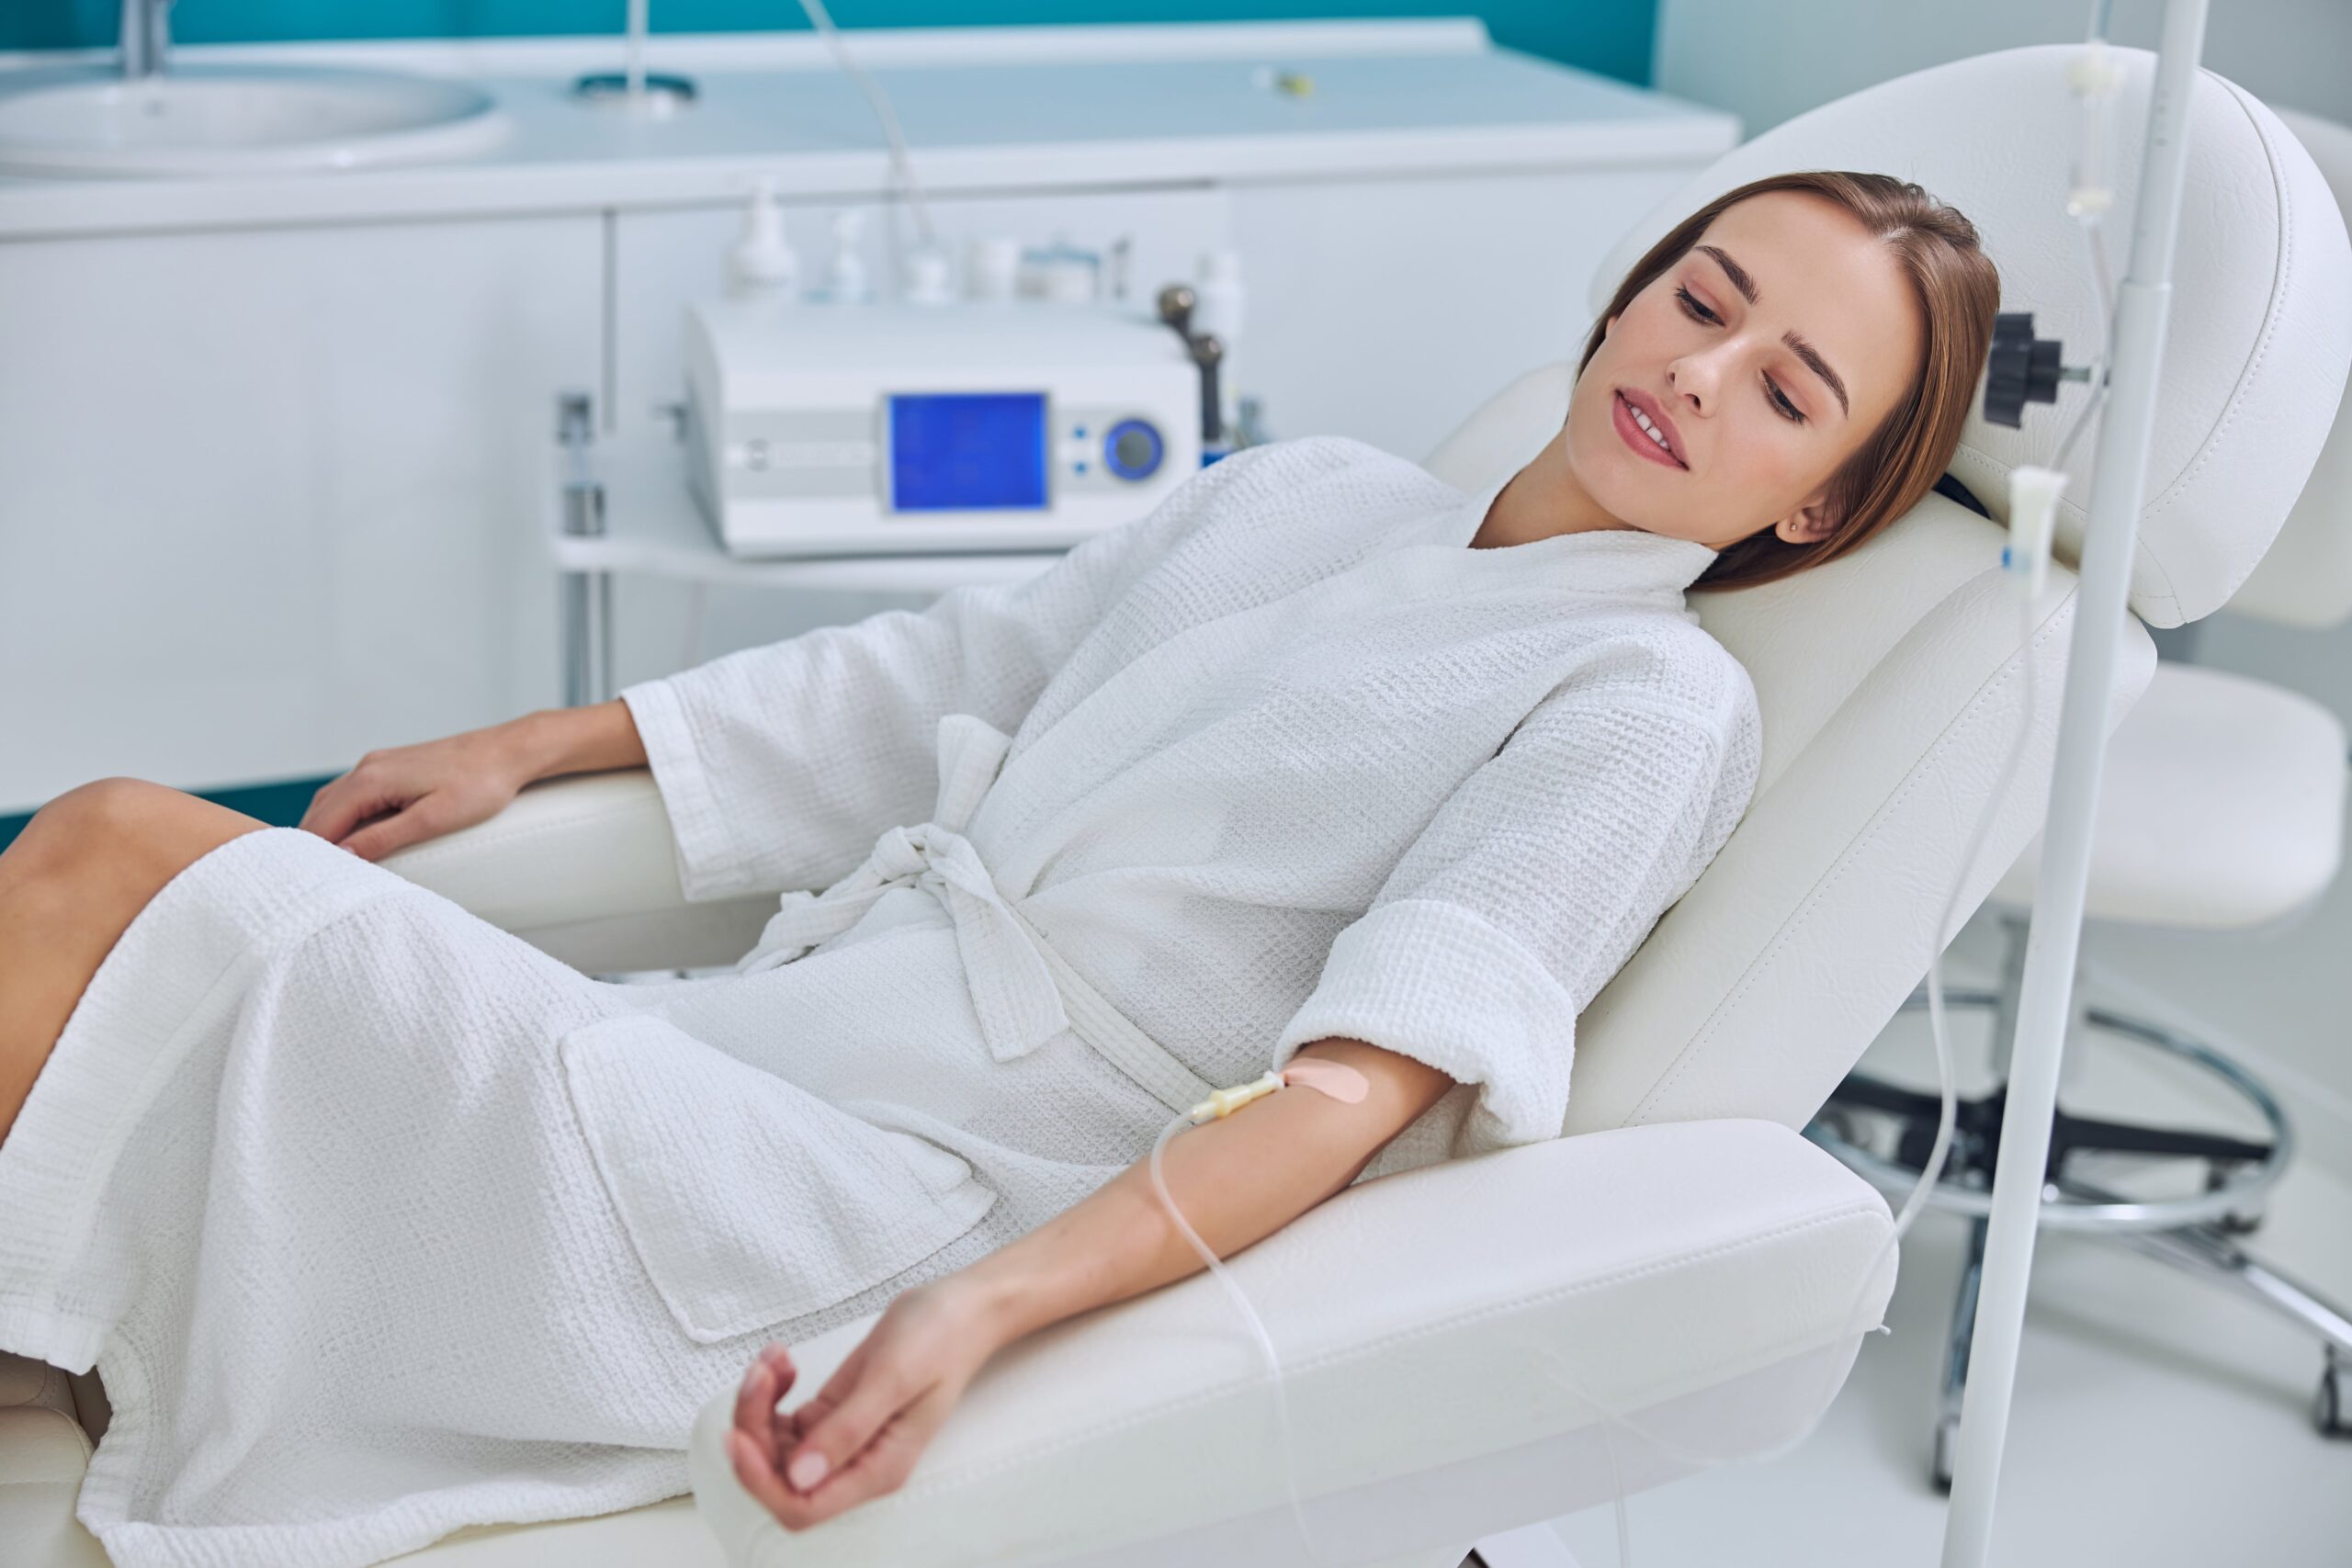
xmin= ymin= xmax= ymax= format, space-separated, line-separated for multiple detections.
xmin=1666 ymin=348 xmax=1722 ymax=418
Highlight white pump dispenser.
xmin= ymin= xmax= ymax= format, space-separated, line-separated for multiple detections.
xmin=726 ymin=179 xmax=799 ymax=305
xmin=824 ymin=210 xmax=870 ymax=304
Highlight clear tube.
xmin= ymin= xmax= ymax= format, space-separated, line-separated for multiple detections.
xmin=791 ymin=0 xmax=937 ymax=250
xmin=2054 ymin=28 xmax=2119 ymax=476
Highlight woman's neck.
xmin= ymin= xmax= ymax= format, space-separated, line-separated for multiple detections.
xmin=1471 ymin=427 xmax=1634 ymax=548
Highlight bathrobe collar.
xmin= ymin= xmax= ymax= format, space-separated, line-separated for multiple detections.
xmin=1418 ymin=472 xmax=1723 ymax=599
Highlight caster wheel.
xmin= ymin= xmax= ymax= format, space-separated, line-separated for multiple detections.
xmin=2317 ymin=1356 xmax=2352 ymax=1438
xmin=1815 ymin=1108 xmax=1864 ymax=1147
xmin=1932 ymin=1414 xmax=1957 ymax=1493
xmin=2206 ymin=1164 xmax=2267 ymax=1235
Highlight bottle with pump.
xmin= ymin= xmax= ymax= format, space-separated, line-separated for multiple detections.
xmin=726 ymin=178 xmax=800 ymax=307
xmin=824 ymin=210 xmax=870 ymax=304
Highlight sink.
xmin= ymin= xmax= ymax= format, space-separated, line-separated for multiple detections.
xmin=0 ymin=64 xmax=509 ymax=177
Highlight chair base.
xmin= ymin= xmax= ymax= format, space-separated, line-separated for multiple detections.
xmin=1803 ymin=912 xmax=2352 ymax=1490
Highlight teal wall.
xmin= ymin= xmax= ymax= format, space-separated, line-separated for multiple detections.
xmin=1 ymin=3 xmax=1655 ymax=86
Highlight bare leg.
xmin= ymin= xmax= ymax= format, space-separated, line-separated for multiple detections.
xmin=0 ymin=780 xmax=270 ymax=1149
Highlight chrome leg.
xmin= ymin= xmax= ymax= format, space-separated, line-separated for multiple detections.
xmin=1933 ymin=1213 xmax=1990 ymax=1493
xmin=557 ymin=391 xmax=614 ymax=707
xmin=2052 ymin=1168 xmax=2352 ymax=1359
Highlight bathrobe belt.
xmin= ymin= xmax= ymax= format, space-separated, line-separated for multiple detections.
xmin=734 ymin=713 xmax=1220 ymax=1117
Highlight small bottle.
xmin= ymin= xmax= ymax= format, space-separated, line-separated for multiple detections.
xmin=824 ymin=210 xmax=870 ymax=304
xmin=1018 ymin=233 xmax=1099 ymax=304
xmin=726 ymin=178 xmax=799 ymax=305
xmin=1191 ymin=247 xmax=1246 ymax=344
xmin=902 ymin=240 xmax=954 ymax=306
xmin=965 ymin=235 xmax=1020 ymax=301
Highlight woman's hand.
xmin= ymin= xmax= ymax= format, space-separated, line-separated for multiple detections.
xmin=727 ymin=1278 xmax=1004 ymax=1531
xmin=298 ymin=722 xmax=539 ymax=861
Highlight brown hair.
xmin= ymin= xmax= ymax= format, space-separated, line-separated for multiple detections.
xmin=1577 ymin=170 xmax=2002 ymax=593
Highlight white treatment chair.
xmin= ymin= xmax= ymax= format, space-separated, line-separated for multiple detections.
xmin=5 ymin=42 xmax=2346 ymax=1568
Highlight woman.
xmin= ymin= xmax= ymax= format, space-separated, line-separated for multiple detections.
xmin=0 ymin=170 xmax=1996 ymax=1565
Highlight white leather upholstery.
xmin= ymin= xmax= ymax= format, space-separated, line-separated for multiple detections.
xmin=1587 ymin=45 xmax=2352 ymax=630
xmin=1988 ymin=661 xmax=2349 ymax=928
xmin=14 ymin=42 xmax=2348 ymax=1568
xmin=2228 ymin=107 xmax=2352 ymax=630
xmin=1991 ymin=105 xmax=2352 ymax=928
xmin=0 ymin=1354 xmax=108 ymax=1568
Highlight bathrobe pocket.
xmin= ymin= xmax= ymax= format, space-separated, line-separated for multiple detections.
xmin=556 ymin=1013 xmax=1000 ymax=1345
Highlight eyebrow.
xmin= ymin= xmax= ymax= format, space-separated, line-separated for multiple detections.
xmin=1692 ymin=243 xmax=1850 ymax=419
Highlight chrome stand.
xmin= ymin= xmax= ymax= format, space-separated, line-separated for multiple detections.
xmin=557 ymin=390 xmax=616 ymax=707
xmin=1805 ymin=910 xmax=2352 ymax=1491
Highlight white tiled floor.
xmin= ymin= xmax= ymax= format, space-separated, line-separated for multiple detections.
xmin=1547 ymin=906 xmax=2352 ymax=1567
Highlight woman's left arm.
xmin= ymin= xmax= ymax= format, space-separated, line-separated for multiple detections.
xmin=727 ymin=1036 xmax=1455 ymax=1529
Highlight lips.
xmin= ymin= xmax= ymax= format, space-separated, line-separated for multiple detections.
xmin=1614 ymin=389 xmax=1687 ymax=470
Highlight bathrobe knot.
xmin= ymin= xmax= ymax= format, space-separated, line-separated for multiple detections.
xmin=735 ymin=714 xmax=1073 ymax=1065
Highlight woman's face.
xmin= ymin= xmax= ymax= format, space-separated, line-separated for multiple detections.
xmin=1567 ymin=189 xmax=1927 ymax=552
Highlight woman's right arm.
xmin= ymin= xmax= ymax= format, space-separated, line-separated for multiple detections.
xmin=507 ymin=698 xmax=648 ymax=781
xmin=300 ymin=699 xmax=647 ymax=861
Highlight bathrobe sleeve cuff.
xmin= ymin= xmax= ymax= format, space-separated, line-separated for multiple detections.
xmin=619 ymin=677 xmax=752 ymax=905
xmin=1270 ymin=896 xmax=1577 ymax=1158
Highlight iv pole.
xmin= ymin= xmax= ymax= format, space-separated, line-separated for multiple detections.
xmin=1941 ymin=2 xmax=2210 ymax=1563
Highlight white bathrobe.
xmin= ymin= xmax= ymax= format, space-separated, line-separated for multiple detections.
xmin=0 ymin=434 xmax=1759 ymax=1568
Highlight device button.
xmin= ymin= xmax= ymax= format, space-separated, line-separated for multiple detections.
xmin=1103 ymin=420 xmax=1164 ymax=481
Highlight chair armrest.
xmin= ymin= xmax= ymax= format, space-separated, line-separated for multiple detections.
xmin=377 ymin=769 xmax=774 ymax=974
xmin=0 ymin=1352 xmax=109 ymax=1566
xmin=687 ymin=1117 xmax=1897 ymax=1568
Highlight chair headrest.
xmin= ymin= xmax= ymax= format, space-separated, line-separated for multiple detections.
xmin=1586 ymin=44 xmax=2352 ymax=628
xmin=2226 ymin=106 xmax=2352 ymax=629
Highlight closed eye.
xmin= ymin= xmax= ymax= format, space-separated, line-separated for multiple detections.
xmin=1674 ymin=286 xmax=1809 ymax=425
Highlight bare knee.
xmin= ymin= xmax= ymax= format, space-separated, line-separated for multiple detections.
xmin=3 ymin=778 xmax=153 ymax=882
xmin=3 ymin=778 xmax=259 ymax=891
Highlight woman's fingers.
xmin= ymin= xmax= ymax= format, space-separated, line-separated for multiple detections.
xmin=788 ymin=1406 xmax=931 ymax=1518
xmin=727 ymin=1427 xmax=807 ymax=1524
xmin=786 ymin=1344 xmax=939 ymax=1498
xmin=338 ymin=797 xmax=442 ymax=862
xmin=734 ymin=1346 xmax=797 ymax=1461
xmin=299 ymin=773 xmax=394 ymax=845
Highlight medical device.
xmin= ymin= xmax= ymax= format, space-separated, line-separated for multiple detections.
xmin=683 ymin=299 xmax=1203 ymax=556
xmin=1136 ymin=28 xmax=2124 ymax=1568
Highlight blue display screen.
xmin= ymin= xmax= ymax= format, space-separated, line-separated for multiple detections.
xmin=888 ymin=393 xmax=1048 ymax=512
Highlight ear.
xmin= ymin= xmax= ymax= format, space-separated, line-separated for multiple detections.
xmin=1774 ymin=494 xmax=1840 ymax=546
xmin=1603 ymin=312 xmax=1617 ymax=336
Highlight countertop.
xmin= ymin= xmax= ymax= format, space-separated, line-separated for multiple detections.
xmin=0 ymin=20 xmax=1741 ymax=240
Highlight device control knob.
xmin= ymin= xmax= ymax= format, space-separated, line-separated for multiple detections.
xmin=1983 ymin=310 xmax=2064 ymax=428
xmin=1103 ymin=419 xmax=1165 ymax=481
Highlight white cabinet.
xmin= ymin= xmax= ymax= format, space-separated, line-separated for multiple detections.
xmin=0 ymin=217 xmax=601 ymax=809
